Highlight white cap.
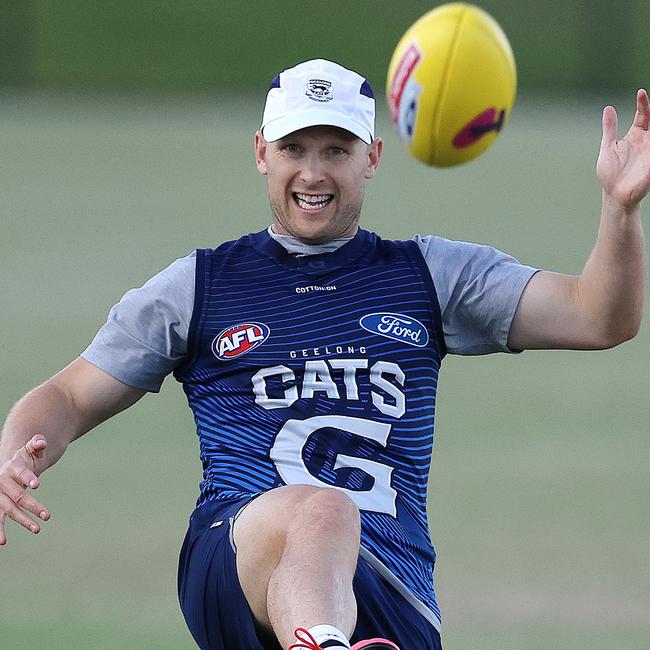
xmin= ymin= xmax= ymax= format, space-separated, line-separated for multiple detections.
xmin=261 ymin=59 xmax=375 ymax=144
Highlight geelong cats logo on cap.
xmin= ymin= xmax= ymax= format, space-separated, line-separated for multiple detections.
xmin=359 ymin=312 xmax=429 ymax=347
xmin=212 ymin=322 xmax=271 ymax=361
xmin=306 ymin=79 xmax=333 ymax=102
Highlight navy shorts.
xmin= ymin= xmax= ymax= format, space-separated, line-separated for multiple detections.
xmin=178 ymin=496 xmax=442 ymax=650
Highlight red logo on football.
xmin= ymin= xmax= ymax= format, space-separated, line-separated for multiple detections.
xmin=212 ymin=322 xmax=270 ymax=361
xmin=388 ymin=41 xmax=422 ymax=124
xmin=453 ymin=107 xmax=506 ymax=148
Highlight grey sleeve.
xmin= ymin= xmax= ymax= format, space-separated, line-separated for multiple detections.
xmin=81 ymin=252 xmax=196 ymax=392
xmin=415 ymin=235 xmax=539 ymax=355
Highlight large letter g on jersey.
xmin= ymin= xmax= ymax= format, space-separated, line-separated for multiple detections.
xmin=269 ymin=415 xmax=397 ymax=517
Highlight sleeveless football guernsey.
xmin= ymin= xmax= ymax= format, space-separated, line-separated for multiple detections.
xmin=173 ymin=227 xmax=447 ymax=626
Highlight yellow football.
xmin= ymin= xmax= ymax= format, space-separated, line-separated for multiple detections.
xmin=387 ymin=3 xmax=517 ymax=167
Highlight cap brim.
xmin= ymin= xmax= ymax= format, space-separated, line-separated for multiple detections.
xmin=262 ymin=110 xmax=373 ymax=144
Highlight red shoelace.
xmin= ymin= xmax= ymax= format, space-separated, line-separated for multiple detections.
xmin=288 ymin=627 xmax=323 ymax=650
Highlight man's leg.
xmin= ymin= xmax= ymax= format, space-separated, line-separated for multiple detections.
xmin=233 ymin=485 xmax=360 ymax=649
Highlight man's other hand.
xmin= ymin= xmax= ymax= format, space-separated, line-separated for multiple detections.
xmin=0 ymin=434 xmax=51 ymax=545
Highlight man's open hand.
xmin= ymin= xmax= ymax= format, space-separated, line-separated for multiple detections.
xmin=597 ymin=88 xmax=650 ymax=211
xmin=0 ymin=434 xmax=51 ymax=545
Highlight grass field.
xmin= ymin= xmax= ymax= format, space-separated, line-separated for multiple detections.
xmin=1 ymin=89 xmax=649 ymax=649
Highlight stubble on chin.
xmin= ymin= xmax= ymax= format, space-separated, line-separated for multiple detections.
xmin=267 ymin=196 xmax=362 ymax=244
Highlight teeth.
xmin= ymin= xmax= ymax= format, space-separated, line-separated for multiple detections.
xmin=294 ymin=193 xmax=333 ymax=210
xmin=296 ymin=193 xmax=332 ymax=203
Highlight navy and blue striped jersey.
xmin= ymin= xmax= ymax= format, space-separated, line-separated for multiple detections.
xmin=173 ymin=227 xmax=446 ymax=623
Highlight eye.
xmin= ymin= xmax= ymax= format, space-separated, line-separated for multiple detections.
xmin=328 ymin=146 xmax=346 ymax=157
xmin=281 ymin=143 xmax=301 ymax=154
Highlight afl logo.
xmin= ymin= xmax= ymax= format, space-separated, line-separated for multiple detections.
xmin=359 ymin=312 xmax=429 ymax=347
xmin=212 ymin=322 xmax=270 ymax=361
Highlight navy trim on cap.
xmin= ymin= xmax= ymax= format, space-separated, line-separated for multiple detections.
xmin=269 ymin=74 xmax=281 ymax=90
xmin=360 ymin=79 xmax=374 ymax=99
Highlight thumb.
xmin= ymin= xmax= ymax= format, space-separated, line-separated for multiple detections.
xmin=23 ymin=434 xmax=48 ymax=471
xmin=601 ymin=105 xmax=618 ymax=151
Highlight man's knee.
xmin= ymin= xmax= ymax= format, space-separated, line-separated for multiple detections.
xmin=236 ymin=485 xmax=360 ymax=551
xmin=291 ymin=487 xmax=360 ymax=536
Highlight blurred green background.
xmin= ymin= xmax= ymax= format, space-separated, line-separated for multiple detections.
xmin=1 ymin=0 xmax=649 ymax=95
xmin=1 ymin=2 xmax=649 ymax=649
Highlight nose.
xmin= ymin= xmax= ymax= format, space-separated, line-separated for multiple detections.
xmin=299 ymin=153 xmax=326 ymax=185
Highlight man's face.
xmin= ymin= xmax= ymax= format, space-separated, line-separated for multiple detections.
xmin=255 ymin=126 xmax=382 ymax=244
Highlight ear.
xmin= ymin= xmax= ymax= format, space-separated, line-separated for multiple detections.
xmin=255 ymin=131 xmax=269 ymax=175
xmin=364 ymin=137 xmax=383 ymax=179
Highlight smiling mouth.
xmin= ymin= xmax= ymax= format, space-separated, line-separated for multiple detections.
xmin=293 ymin=192 xmax=334 ymax=211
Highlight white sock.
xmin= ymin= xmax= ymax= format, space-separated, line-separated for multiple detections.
xmin=306 ymin=624 xmax=351 ymax=648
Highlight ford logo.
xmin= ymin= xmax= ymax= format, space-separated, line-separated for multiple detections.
xmin=359 ymin=312 xmax=429 ymax=348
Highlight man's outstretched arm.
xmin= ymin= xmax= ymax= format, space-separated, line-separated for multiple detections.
xmin=0 ymin=358 xmax=146 ymax=545
xmin=508 ymin=89 xmax=648 ymax=351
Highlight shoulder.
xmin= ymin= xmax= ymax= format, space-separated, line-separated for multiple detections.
xmin=106 ymin=250 xmax=199 ymax=337
xmin=412 ymin=234 xmax=531 ymax=289
xmin=80 ymin=251 xmax=200 ymax=392
xmin=409 ymin=235 xmax=539 ymax=355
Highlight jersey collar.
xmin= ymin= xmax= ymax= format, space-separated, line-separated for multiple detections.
xmin=249 ymin=227 xmax=373 ymax=276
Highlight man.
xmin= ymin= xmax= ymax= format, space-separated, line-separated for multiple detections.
xmin=0 ymin=59 xmax=647 ymax=650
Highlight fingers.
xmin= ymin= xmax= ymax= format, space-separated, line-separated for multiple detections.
xmin=602 ymin=89 xmax=649 ymax=147
xmin=15 ymin=463 xmax=40 ymax=490
xmin=9 ymin=464 xmax=50 ymax=519
xmin=632 ymin=88 xmax=650 ymax=130
xmin=0 ymin=442 xmax=51 ymax=546
xmin=0 ymin=493 xmax=43 ymax=537
xmin=601 ymin=105 xmax=618 ymax=150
